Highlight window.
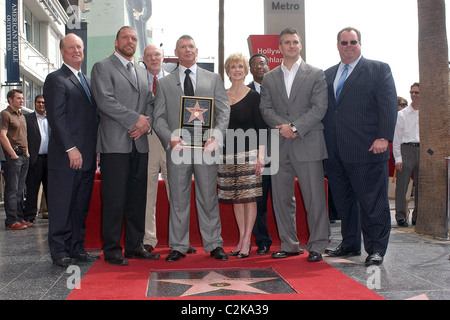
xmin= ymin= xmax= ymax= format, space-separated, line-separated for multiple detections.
xmin=24 ymin=6 xmax=41 ymax=51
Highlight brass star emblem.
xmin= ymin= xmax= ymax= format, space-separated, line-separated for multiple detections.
xmin=186 ymin=101 xmax=208 ymax=123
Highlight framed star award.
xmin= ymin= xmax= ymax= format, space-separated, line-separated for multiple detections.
xmin=179 ymin=96 xmax=214 ymax=148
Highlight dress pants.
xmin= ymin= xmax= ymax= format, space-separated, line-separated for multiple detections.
xmin=395 ymin=144 xmax=419 ymax=223
xmin=253 ymin=173 xmax=273 ymax=248
xmin=326 ymin=152 xmax=391 ymax=256
xmin=271 ymin=150 xmax=329 ymax=254
xmin=144 ymin=133 xmax=169 ymax=248
xmin=100 ymin=146 xmax=148 ymax=258
xmin=166 ymin=148 xmax=223 ymax=254
xmin=47 ymin=167 xmax=95 ymax=261
xmin=24 ymin=155 xmax=48 ymax=222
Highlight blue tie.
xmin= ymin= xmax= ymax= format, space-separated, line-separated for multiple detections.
xmin=78 ymin=71 xmax=92 ymax=104
xmin=335 ymin=64 xmax=349 ymax=99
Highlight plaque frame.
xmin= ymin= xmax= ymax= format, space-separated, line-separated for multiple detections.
xmin=179 ymin=96 xmax=214 ymax=149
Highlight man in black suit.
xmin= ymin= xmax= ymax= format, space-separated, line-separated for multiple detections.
xmin=248 ymin=53 xmax=272 ymax=255
xmin=43 ymin=33 xmax=99 ymax=267
xmin=322 ymin=27 xmax=397 ymax=266
xmin=24 ymin=95 xmax=49 ymax=223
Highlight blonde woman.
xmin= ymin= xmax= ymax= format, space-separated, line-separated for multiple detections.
xmin=218 ymin=53 xmax=265 ymax=259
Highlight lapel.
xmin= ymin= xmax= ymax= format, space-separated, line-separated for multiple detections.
xmin=31 ymin=112 xmax=40 ymax=135
xmin=288 ymin=61 xmax=310 ymax=103
xmin=337 ymin=57 xmax=365 ymax=103
xmin=195 ymin=67 xmax=207 ymax=96
xmin=169 ymin=68 xmax=184 ymax=95
xmin=273 ymin=67 xmax=289 ymax=107
xmin=110 ymin=54 xmax=139 ymax=91
xmin=63 ymin=64 xmax=90 ymax=104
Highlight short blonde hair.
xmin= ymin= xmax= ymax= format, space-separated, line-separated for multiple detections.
xmin=225 ymin=53 xmax=249 ymax=79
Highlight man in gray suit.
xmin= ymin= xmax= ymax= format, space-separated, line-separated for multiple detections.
xmin=91 ymin=26 xmax=160 ymax=266
xmin=259 ymin=28 xmax=329 ymax=262
xmin=153 ymin=35 xmax=230 ymax=262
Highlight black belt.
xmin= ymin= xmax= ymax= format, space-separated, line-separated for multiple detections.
xmin=38 ymin=154 xmax=48 ymax=157
xmin=404 ymin=142 xmax=420 ymax=147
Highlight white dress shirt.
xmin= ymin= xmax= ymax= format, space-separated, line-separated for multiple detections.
xmin=36 ymin=112 xmax=49 ymax=154
xmin=178 ymin=64 xmax=197 ymax=93
xmin=281 ymin=58 xmax=301 ymax=98
xmin=333 ymin=55 xmax=362 ymax=95
xmin=392 ymin=105 xmax=420 ymax=163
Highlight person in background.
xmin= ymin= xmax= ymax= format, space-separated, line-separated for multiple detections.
xmin=141 ymin=43 xmax=170 ymax=253
xmin=218 ymin=53 xmax=265 ymax=259
xmin=248 ymin=53 xmax=273 ymax=255
xmin=24 ymin=95 xmax=49 ymax=223
xmin=393 ymin=83 xmax=420 ymax=227
xmin=0 ymin=89 xmax=29 ymax=230
xmin=397 ymin=96 xmax=408 ymax=111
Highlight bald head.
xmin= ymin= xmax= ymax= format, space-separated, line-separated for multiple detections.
xmin=143 ymin=44 xmax=164 ymax=75
xmin=60 ymin=33 xmax=84 ymax=70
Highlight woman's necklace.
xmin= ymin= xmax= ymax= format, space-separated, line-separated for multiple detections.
xmin=228 ymin=85 xmax=245 ymax=104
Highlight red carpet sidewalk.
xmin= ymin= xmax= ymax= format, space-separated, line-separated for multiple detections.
xmin=67 ymin=245 xmax=384 ymax=300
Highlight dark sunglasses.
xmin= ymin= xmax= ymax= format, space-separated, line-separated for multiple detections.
xmin=399 ymin=103 xmax=408 ymax=107
xmin=410 ymin=91 xmax=420 ymax=94
xmin=340 ymin=40 xmax=358 ymax=46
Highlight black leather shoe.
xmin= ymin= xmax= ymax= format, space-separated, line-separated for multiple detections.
xmin=72 ymin=251 xmax=100 ymax=263
xmin=228 ymin=250 xmax=240 ymax=256
xmin=187 ymin=244 xmax=197 ymax=254
xmin=210 ymin=247 xmax=228 ymax=260
xmin=307 ymin=251 xmax=323 ymax=262
xmin=271 ymin=250 xmax=304 ymax=259
xmin=53 ymin=257 xmax=75 ymax=267
xmin=125 ymin=248 xmax=160 ymax=260
xmin=143 ymin=244 xmax=154 ymax=252
xmin=397 ymin=220 xmax=409 ymax=227
xmin=325 ymin=245 xmax=361 ymax=257
xmin=166 ymin=250 xmax=186 ymax=262
xmin=365 ymin=253 xmax=384 ymax=266
xmin=105 ymin=254 xmax=129 ymax=266
xmin=256 ymin=245 xmax=270 ymax=255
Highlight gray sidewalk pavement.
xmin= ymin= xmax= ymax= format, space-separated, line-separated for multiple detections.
xmin=0 ymin=201 xmax=448 ymax=300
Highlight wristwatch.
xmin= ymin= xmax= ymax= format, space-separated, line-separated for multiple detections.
xmin=289 ymin=123 xmax=297 ymax=133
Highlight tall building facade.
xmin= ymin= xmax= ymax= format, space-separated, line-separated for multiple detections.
xmin=1 ymin=0 xmax=68 ymax=112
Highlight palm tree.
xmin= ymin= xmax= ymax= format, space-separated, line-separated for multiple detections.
xmin=416 ymin=0 xmax=450 ymax=238
xmin=218 ymin=0 xmax=225 ymax=81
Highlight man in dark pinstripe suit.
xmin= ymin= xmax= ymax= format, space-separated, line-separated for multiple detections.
xmin=322 ymin=27 xmax=397 ymax=266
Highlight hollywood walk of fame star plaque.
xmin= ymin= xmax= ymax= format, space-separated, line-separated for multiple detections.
xmin=146 ymin=268 xmax=297 ymax=298
xmin=179 ymin=96 xmax=214 ymax=148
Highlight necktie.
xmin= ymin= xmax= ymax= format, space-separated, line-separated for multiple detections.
xmin=152 ymin=75 xmax=157 ymax=95
xmin=78 ymin=72 xmax=92 ymax=104
xmin=335 ymin=64 xmax=349 ymax=99
xmin=184 ymin=69 xmax=194 ymax=96
xmin=127 ymin=62 xmax=137 ymax=86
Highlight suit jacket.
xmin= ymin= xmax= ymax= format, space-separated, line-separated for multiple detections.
xmin=43 ymin=64 xmax=98 ymax=171
xmin=323 ymin=57 xmax=397 ymax=163
xmin=25 ymin=112 xmax=46 ymax=166
xmin=259 ymin=60 xmax=328 ymax=162
xmin=91 ymin=54 xmax=154 ymax=153
xmin=153 ymin=66 xmax=230 ymax=149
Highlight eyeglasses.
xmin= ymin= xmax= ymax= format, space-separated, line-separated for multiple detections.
xmin=399 ymin=103 xmax=408 ymax=107
xmin=145 ymin=53 xmax=162 ymax=58
xmin=340 ymin=40 xmax=358 ymax=46
xmin=251 ymin=61 xmax=268 ymax=68
xmin=410 ymin=91 xmax=420 ymax=94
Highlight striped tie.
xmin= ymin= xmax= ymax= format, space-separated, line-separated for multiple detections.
xmin=335 ymin=64 xmax=349 ymax=99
